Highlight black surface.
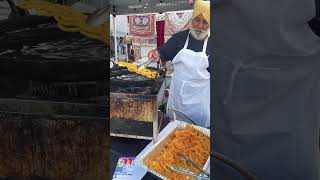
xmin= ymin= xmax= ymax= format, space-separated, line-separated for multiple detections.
xmin=110 ymin=118 xmax=154 ymax=137
xmin=0 ymin=15 xmax=107 ymax=81
xmin=0 ymin=77 xmax=107 ymax=104
xmin=0 ymin=78 xmax=105 ymax=99
xmin=0 ymin=177 xmax=50 ymax=180
xmin=110 ymin=137 xmax=157 ymax=180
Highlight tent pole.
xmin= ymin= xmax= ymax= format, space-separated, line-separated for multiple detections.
xmin=125 ymin=16 xmax=129 ymax=62
xmin=113 ymin=14 xmax=118 ymax=61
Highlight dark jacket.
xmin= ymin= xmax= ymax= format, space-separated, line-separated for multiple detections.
xmin=211 ymin=0 xmax=320 ymax=179
xmin=158 ymin=29 xmax=212 ymax=72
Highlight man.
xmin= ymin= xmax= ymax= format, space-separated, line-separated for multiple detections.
xmin=148 ymin=0 xmax=210 ymax=128
xmin=212 ymin=0 xmax=320 ymax=180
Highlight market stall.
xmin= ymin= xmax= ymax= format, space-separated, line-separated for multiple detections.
xmin=110 ymin=0 xmax=194 ymax=141
xmin=109 ymin=1 xmax=213 ymax=179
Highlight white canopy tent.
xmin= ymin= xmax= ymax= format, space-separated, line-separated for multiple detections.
xmin=110 ymin=0 xmax=192 ymax=16
xmin=110 ymin=15 xmax=127 ymax=37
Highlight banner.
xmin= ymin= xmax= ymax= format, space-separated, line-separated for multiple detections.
xmin=156 ymin=20 xmax=165 ymax=47
xmin=165 ymin=12 xmax=192 ymax=36
xmin=129 ymin=15 xmax=155 ymax=36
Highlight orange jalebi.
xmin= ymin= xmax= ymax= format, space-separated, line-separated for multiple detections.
xmin=146 ymin=125 xmax=210 ymax=180
xmin=16 ymin=0 xmax=109 ymax=45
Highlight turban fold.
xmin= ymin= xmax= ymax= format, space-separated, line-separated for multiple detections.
xmin=192 ymin=0 xmax=210 ymax=25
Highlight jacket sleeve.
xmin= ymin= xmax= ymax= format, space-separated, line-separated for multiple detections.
xmin=158 ymin=34 xmax=180 ymax=61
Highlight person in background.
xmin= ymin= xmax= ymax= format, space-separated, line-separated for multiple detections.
xmin=147 ymin=0 xmax=211 ymax=128
xmin=129 ymin=47 xmax=135 ymax=62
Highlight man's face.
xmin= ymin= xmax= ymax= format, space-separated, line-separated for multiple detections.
xmin=190 ymin=14 xmax=209 ymax=40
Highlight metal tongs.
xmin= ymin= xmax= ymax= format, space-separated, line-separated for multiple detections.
xmin=164 ymin=153 xmax=210 ymax=179
xmin=137 ymin=58 xmax=157 ymax=70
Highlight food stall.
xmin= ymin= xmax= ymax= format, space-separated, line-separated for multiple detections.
xmin=110 ymin=0 xmax=194 ymax=139
xmin=109 ymin=1 xmax=211 ymax=179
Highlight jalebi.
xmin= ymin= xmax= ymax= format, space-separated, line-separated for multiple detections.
xmin=146 ymin=125 xmax=210 ymax=180
xmin=114 ymin=61 xmax=159 ymax=79
xmin=16 ymin=0 xmax=109 ymax=45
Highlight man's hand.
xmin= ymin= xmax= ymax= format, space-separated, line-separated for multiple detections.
xmin=148 ymin=49 xmax=160 ymax=61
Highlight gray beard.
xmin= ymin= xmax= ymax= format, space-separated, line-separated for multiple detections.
xmin=190 ymin=28 xmax=209 ymax=40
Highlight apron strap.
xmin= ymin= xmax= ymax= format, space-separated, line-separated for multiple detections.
xmin=183 ymin=31 xmax=190 ymax=49
xmin=202 ymin=34 xmax=210 ymax=53
xmin=184 ymin=30 xmax=210 ymax=52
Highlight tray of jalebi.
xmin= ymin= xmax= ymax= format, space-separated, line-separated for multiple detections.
xmin=138 ymin=121 xmax=210 ymax=180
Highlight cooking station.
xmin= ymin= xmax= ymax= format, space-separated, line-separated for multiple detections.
xmin=0 ymin=14 xmax=108 ymax=179
xmin=110 ymin=65 xmax=166 ymax=141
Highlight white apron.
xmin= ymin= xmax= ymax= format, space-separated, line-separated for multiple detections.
xmin=167 ymin=31 xmax=210 ymax=128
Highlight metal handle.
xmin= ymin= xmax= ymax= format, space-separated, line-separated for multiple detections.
xmin=212 ymin=151 xmax=258 ymax=180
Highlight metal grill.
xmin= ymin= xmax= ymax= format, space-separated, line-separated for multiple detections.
xmin=0 ymin=15 xmax=107 ymax=81
xmin=110 ymin=64 xmax=165 ymax=140
xmin=0 ymin=14 xmax=108 ymax=179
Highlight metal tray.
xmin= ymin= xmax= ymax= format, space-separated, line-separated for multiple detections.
xmin=138 ymin=121 xmax=210 ymax=180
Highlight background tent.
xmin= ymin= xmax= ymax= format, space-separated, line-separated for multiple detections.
xmin=110 ymin=0 xmax=192 ymax=15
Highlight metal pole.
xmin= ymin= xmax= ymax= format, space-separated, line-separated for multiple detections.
xmin=113 ymin=14 xmax=118 ymax=61
xmin=153 ymin=106 xmax=159 ymax=144
xmin=125 ymin=16 xmax=129 ymax=62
